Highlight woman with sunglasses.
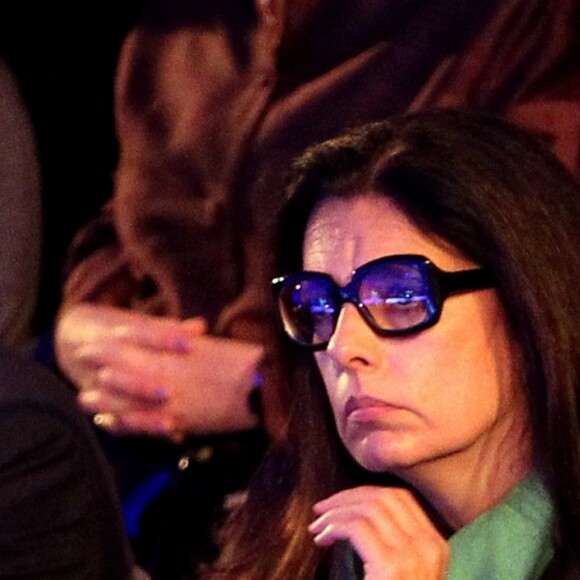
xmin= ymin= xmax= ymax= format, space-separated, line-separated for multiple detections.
xmin=208 ymin=109 xmax=580 ymax=579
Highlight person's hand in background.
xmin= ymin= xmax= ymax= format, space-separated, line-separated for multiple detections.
xmin=56 ymin=304 xmax=263 ymax=441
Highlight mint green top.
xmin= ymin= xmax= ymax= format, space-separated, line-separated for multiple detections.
xmin=329 ymin=475 xmax=554 ymax=580
xmin=447 ymin=475 xmax=554 ymax=579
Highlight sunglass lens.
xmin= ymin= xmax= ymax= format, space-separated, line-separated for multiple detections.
xmin=358 ymin=262 xmax=436 ymax=331
xmin=278 ymin=278 xmax=338 ymax=346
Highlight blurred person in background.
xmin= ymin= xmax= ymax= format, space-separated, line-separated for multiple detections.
xmin=0 ymin=57 xmax=41 ymax=347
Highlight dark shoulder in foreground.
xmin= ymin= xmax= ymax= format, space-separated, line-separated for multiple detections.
xmin=0 ymin=347 xmax=133 ymax=580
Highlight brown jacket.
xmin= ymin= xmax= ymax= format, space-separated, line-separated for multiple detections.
xmin=62 ymin=0 xmax=580 ymax=432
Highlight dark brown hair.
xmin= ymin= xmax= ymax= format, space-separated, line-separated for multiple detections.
xmin=210 ymin=109 xmax=580 ymax=579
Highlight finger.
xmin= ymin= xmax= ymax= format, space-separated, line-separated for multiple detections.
xmin=114 ymin=409 xmax=177 ymax=436
xmin=314 ymin=485 xmax=407 ymax=511
xmin=74 ymin=340 xmax=166 ymax=377
xmin=92 ymin=412 xmax=118 ymax=430
xmin=181 ymin=317 xmax=209 ymax=336
xmin=95 ymin=367 xmax=169 ymax=402
xmin=110 ymin=315 xmax=200 ymax=353
xmin=314 ymin=486 xmax=430 ymax=536
xmin=312 ymin=488 xmax=434 ymax=557
xmin=308 ymin=518 xmax=414 ymax=580
xmin=92 ymin=409 xmax=179 ymax=439
xmin=74 ymin=343 xmax=180 ymax=406
xmin=78 ymin=388 xmax=166 ymax=415
xmin=309 ymin=512 xmax=381 ymax=555
xmin=311 ymin=490 xmax=449 ymax=577
xmin=309 ymin=507 xmax=448 ymax=580
xmin=310 ymin=502 xmax=400 ymax=555
xmin=59 ymin=304 xmax=202 ymax=354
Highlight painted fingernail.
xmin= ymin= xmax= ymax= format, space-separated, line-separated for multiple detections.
xmin=310 ymin=525 xmax=334 ymax=546
xmin=173 ymin=338 xmax=190 ymax=352
xmin=154 ymin=387 xmax=169 ymax=401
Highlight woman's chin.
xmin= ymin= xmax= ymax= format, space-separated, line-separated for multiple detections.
xmin=348 ymin=430 xmax=420 ymax=473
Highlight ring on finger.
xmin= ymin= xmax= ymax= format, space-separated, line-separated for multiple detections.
xmin=93 ymin=412 xmax=118 ymax=429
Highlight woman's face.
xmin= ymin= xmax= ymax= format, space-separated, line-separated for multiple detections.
xmin=303 ymin=193 xmax=528 ymax=486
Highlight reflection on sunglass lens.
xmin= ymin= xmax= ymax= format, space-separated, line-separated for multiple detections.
xmin=279 ymin=279 xmax=338 ymax=345
xmin=359 ymin=263 xmax=434 ymax=330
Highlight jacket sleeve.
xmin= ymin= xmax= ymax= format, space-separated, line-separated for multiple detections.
xmin=61 ymin=201 xmax=141 ymax=309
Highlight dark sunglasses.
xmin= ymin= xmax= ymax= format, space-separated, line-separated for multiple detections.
xmin=272 ymin=254 xmax=494 ymax=350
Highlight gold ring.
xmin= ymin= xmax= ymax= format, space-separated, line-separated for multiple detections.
xmin=93 ymin=413 xmax=117 ymax=429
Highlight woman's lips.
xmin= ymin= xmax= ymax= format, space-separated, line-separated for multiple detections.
xmin=344 ymin=396 xmax=404 ymax=423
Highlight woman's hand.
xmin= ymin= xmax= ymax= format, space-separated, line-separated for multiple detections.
xmin=309 ymin=486 xmax=449 ymax=580
xmin=55 ymin=303 xmax=263 ymax=441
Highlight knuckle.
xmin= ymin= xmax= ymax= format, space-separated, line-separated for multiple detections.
xmin=97 ymin=367 xmax=115 ymax=387
xmin=420 ymin=537 xmax=450 ymax=569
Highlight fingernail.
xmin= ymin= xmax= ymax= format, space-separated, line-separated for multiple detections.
xmin=310 ymin=524 xmax=334 ymax=547
xmin=154 ymin=387 xmax=169 ymax=401
xmin=173 ymin=338 xmax=190 ymax=352
xmin=79 ymin=390 xmax=100 ymax=406
xmin=312 ymin=533 xmax=327 ymax=546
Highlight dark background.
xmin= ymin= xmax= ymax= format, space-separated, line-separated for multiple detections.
xmin=0 ymin=2 xmax=147 ymax=335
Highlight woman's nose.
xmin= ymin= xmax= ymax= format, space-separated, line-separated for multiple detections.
xmin=325 ymin=303 xmax=382 ymax=370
